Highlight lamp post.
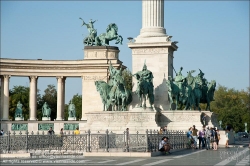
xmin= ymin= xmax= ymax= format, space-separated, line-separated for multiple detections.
xmin=244 ymin=122 xmax=247 ymax=133
xmin=219 ymin=120 xmax=222 ymax=129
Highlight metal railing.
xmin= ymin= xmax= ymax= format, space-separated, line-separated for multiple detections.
xmin=0 ymin=130 xmax=188 ymax=154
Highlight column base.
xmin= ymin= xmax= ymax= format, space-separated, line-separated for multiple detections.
xmin=1 ymin=118 xmax=10 ymax=121
xmin=29 ymin=117 xmax=37 ymax=121
xmin=56 ymin=118 xmax=63 ymax=121
xmin=42 ymin=117 xmax=51 ymax=121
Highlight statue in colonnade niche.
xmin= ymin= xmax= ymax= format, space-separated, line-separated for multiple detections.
xmin=166 ymin=66 xmax=216 ymax=111
xmin=133 ymin=61 xmax=154 ymax=108
xmin=79 ymin=17 xmax=123 ymax=46
xmin=42 ymin=102 xmax=51 ymax=118
xmin=68 ymin=101 xmax=76 ymax=120
xmin=15 ymin=101 xmax=24 ymax=120
xmin=95 ymin=62 xmax=132 ymax=111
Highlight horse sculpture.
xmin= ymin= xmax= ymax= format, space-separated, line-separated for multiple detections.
xmin=95 ymin=80 xmax=132 ymax=111
xmin=200 ymin=80 xmax=216 ymax=111
xmin=95 ymin=23 xmax=123 ymax=46
xmin=185 ymin=70 xmax=203 ymax=110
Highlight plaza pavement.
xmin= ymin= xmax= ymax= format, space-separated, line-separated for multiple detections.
xmin=0 ymin=145 xmax=249 ymax=166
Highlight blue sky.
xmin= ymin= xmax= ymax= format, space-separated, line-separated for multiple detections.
xmin=1 ymin=1 xmax=249 ymax=104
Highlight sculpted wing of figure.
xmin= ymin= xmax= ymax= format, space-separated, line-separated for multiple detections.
xmin=133 ymin=61 xmax=154 ymax=108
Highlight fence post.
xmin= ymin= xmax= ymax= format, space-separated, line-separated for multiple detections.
xmin=87 ymin=129 xmax=90 ymax=152
xmin=7 ymin=131 xmax=10 ymax=153
xmin=105 ymin=129 xmax=109 ymax=152
xmin=126 ymin=129 xmax=129 ymax=152
xmin=145 ymin=129 xmax=148 ymax=152
xmin=26 ymin=131 xmax=28 ymax=153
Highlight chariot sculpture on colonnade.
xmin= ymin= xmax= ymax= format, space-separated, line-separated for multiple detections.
xmin=79 ymin=17 xmax=123 ymax=46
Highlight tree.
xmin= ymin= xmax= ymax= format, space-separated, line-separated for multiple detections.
xmin=38 ymin=84 xmax=57 ymax=121
xmin=122 ymin=69 xmax=133 ymax=91
xmin=210 ymin=85 xmax=250 ymax=132
xmin=64 ymin=94 xmax=82 ymax=121
xmin=9 ymin=86 xmax=30 ymax=120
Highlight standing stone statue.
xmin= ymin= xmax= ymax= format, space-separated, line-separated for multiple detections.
xmin=133 ymin=61 xmax=154 ymax=108
xmin=15 ymin=101 xmax=24 ymax=121
xmin=68 ymin=101 xmax=76 ymax=120
xmin=42 ymin=102 xmax=51 ymax=121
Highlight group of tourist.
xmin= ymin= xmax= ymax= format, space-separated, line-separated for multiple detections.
xmin=187 ymin=125 xmax=224 ymax=150
xmin=47 ymin=127 xmax=80 ymax=135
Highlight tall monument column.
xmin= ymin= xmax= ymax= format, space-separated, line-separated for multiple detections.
xmin=29 ymin=76 xmax=38 ymax=121
xmin=128 ymin=0 xmax=178 ymax=111
xmin=2 ymin=75 xmax=10 ymax=120
xmin=139 ymin=0 xmax=166 ymax=38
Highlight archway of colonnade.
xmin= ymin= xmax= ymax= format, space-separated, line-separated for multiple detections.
xmin=0 ymin=76 xmax=82 ymax=121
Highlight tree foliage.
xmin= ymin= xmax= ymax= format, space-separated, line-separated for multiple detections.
xmin=122 ymin=68 xmax=133 ymax=91
xmin=210 ymin=85 xmax=250 ymax=132
xmin=64 ymin=94 xmax=82 ymax=120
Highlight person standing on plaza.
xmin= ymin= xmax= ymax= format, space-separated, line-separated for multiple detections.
xmin=192 ymin=125 xmax=198 ymax=149
xmin=48 ymin=127 xmax=55 ymax=135
xmin=225 ymin=129 xmax=229 ymax=148
xmin=198 ymin=127 xmax=205 ymax=149
xmin=205 ymin=126 xmax=211 ymax=150
xmin=60 ymin=128 xmax=64 ymax=136
xmin=213 ymin=127 xmax=218 ymax=150
xmin=74 ymin=127 xmax=80 ymax=135
xmin=0 ymin=129 xmax=4 ymax=136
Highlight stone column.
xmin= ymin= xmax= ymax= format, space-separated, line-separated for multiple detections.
xmin=138 ymin=0 xmax=166 ymax=38
xmin=2 ymin=75 xmax=10 ymax=120
xmin=128 ymin=0 xmax=178 ymax=111
xmin=62 ymin=77 xmax=66 ymax=120
xmin=0 ymin=77 xmax=4 ymax=120
xmin=56 ymin=76 xmax=63 ymax=120
xmin=29 ymin=76 xmax=38 ymax=121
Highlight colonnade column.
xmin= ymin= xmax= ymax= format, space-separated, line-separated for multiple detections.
xmin=29 ymin=76 xmax=38 ymax=121
xmin=0 ymin=77 xmax=4 ymax=120
xmin=56 ymin=76 xmax=64 ymax=120
xmin=2 ymin=75 xmax=10 ymax=120
xmin=62 ymin=77 xmax=66 ymax=120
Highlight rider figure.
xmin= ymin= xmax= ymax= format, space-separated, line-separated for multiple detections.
xmin=133 ymin=62 xmax=154 ymax=107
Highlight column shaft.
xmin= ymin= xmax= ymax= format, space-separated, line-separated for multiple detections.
xmin=29 ymin=76 xmax=37 ymax=120
xmin=139 ymin=0 xmax=166 ymax=37
xmin=1 ymin=77 xmax=4 ymax=120
xmin=62 ymin=77 xmax=66 ymax=120
xmin=2 ymin=75 xmax=10 ymax=120
xmin=56 ymin=77 xmax=63 ymax=120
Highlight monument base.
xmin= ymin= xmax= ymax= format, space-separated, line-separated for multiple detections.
xmin=68 ymin=117 xmax=76 ymax=121
xmin=15 ymin=117 xmax=24 ymax=121
xmin=85 ymin=110 xmax=219 ymax=134
xmin=42 ymin=117 xmax=51 ymax=121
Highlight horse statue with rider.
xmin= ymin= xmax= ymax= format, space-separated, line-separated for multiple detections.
xmin=133 ymin=61 xmax=154 ymax=109
xmin=42 ymin=102 xmax=51 ymax=117
xmin=167 ymin=66 xmax=216 ymax=111
xmin=95 ymin=62 xmax=132 ymax=111
xmin=79 ymin=18 xmax=123 ymax=46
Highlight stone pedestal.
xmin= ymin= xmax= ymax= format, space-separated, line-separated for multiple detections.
xmin=15 ymin=117 xmax=24 ymax=121
xmin=68 ymin=117 xmax=76 ymax=121
xmin=42 ymin=117 xmax=51 ymax=121
xmin=81 ymin=46 xmax=125 ymax=121
xmin=84 ymin=110 xmax=218 ymax=134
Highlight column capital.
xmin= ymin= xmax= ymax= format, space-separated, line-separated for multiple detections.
xmin=29 ymin=76 xmax=38 ymax=81
xmin=3 ymin=75 xmax=11 ymax=79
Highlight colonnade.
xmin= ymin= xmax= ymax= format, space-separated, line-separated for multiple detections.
xmin=0 ymin=75 xmax=67 ymax=121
